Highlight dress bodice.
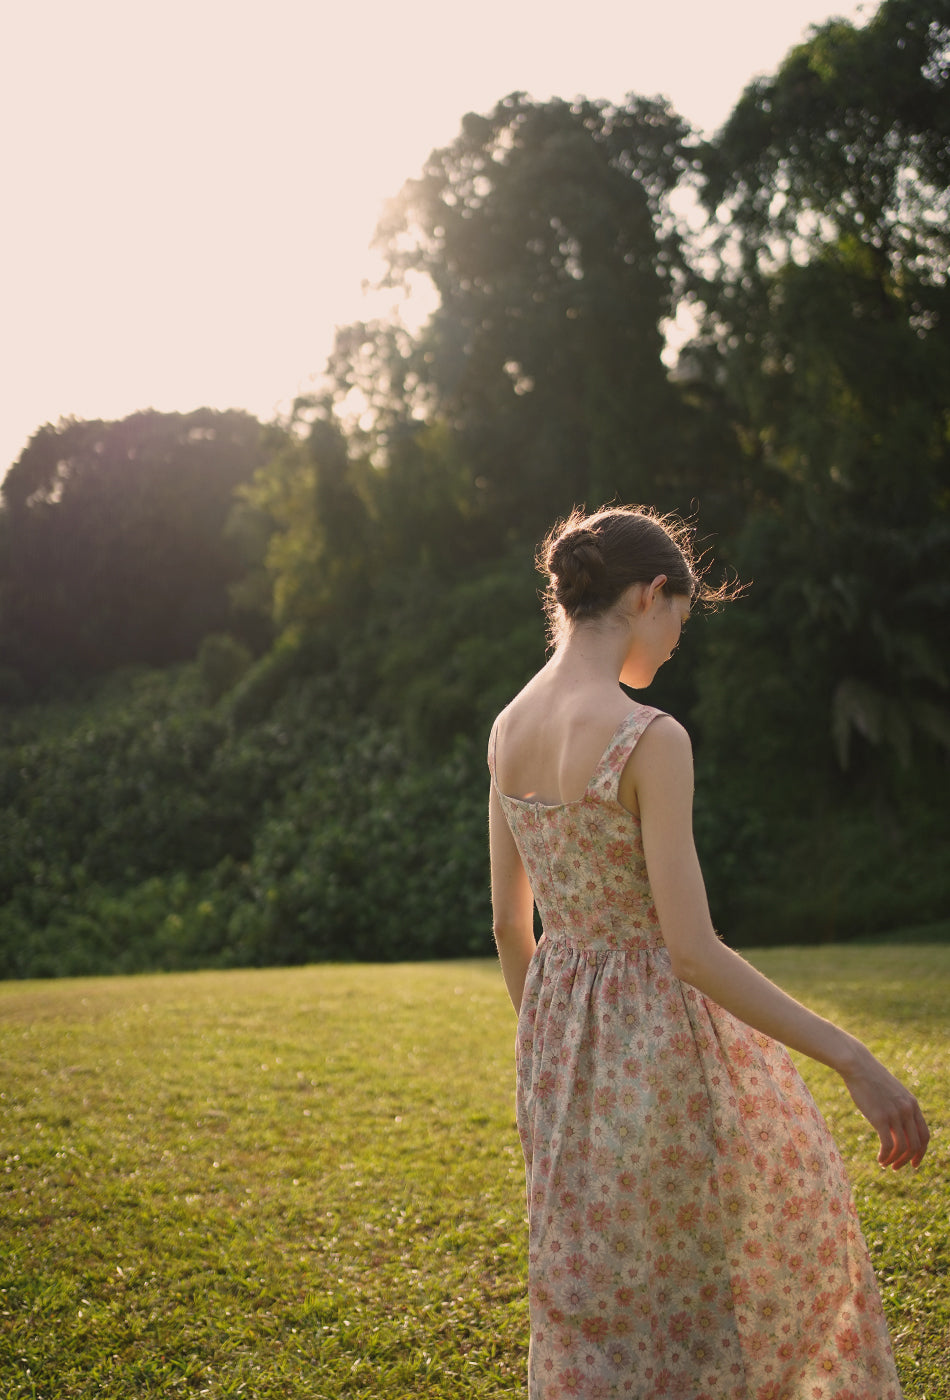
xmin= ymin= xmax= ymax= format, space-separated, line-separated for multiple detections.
xmin=490 ymin=705 xmax=666 ymax=954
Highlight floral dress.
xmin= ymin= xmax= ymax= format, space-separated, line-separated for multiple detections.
xmin=489 ymin=704 xmax=902 ymax=1400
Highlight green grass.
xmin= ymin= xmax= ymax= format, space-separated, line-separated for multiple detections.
xmin=0 ymin=947 xmax=947 ymax=1399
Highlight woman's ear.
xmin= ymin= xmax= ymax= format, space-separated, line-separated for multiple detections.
xmin=644 ymin=574 xmax=668 ymax=608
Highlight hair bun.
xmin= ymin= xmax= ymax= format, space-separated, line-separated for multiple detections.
xmin=548 ymin=528 xmax=609 ymax=611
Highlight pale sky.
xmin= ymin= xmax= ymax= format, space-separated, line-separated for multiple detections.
xmin=1 ymin=0 xmax=870 ymax=479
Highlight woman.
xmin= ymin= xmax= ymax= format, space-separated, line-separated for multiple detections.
xmin=488 ymin=506 xmax=928 ymax=1400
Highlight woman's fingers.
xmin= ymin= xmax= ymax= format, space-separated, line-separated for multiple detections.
xmin=844 ymin=1060 xmax=929 ymax=1171
xmin=875 ymin=1097 xmax=930 ymax=1170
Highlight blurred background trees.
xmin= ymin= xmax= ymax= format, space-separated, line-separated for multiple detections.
xmin=0 ymin=408 xmax=273 ymax=692
xmin=0 ymin=0 xmax=946 ymax=975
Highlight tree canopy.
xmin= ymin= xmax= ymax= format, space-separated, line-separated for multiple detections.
xmin=0 ymin=408 xmax=272 ymax=691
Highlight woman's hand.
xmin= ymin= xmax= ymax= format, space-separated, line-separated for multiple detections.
xmin=841 ymin=1049 xmax=930 ymax=1170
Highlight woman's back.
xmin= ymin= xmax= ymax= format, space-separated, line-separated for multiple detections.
xmin=490 ymin=703 xmax=666 ymax=955
xmin=491 ymin=668 xmax=638 ymax=809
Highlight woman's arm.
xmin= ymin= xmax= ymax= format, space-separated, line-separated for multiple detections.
xmin=625 ymin=716 xmax=930 ymax=1171
xmin=489 ymin=782 xmax=537 ymax=1014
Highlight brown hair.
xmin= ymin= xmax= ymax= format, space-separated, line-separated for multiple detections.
xmin=539 ymin=504 xmax=728 ymax=644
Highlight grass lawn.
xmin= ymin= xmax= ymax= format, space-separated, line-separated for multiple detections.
xmin=0 ymin=945 xmax=947 ymax=1399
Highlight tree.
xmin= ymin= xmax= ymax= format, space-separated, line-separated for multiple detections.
xmin=702 ymin=0 xmax=950 ymax=281
xmin=692 ymin=0 xmax=950 ymax=774
xmin=329 ymin=93 xmax=729 ymax=539
xmin=0 ymin=408 xmax=270 ymax=690
xmin=680 ymin=0 xmax=950 ymax=938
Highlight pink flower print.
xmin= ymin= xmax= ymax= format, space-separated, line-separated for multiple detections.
xmin=770 ymin=1164 xmax=791 ymax=1191
xmin=668 ymin=1312 xmax=692 ymax=1343
xmin=661 ymin=1143 xmax=688 ymax=1170
xmin=602 ymin=974 xmax=623 ymax=1003
xmin=618 ymin=1087 xmax=641 ymax=1115
xmin=817 ymin=1238 xmax=837 ymax=1267
xmin=586 ymin=1202 xmax=612 ymax=1232
xmin=688 ymin=1092 xmax=710 ymax=1125
xmin=739 ymin=1093 xmax=760 ymax=1119
xmin=676 ymin=1203 xmax=700 ymax=1230
xmin=581 ymin=1316 xmax=609 ymax=1344
xmin=558 ymin=1366 xmax=585 ymax=1395
xmin=653 ymin=1218 xmax=674 ymax=1246
xmin=593 ymin=1086 xmax=617 ymax=1115
xmin=743 ymin=1331 xmax=769 ymax=1359
xmin=606 ymin=1343 xmax=629 ymax=1370
xmin=536 ymin=1070 xmax=558 ymax=1100
xmin=757 ymin=1296 xmax=780 ymax=1326
xmin=719 ymin=1162 xmax=739 ymax=1189
xmin=605 ymin=839 xmax=633 ymax=865
xmin=835 ymin=1326 xmax=861 ymax=1358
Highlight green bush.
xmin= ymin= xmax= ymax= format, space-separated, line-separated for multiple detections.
xmin=197 ymin=632 xmax=253 ymax=702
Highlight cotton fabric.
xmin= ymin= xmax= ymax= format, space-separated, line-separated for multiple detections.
xmin=490 ymin=704 xmax=902 ymax=1400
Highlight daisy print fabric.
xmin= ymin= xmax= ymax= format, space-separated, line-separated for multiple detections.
xmin=491 ymin=706 xmax=902 ymax=1399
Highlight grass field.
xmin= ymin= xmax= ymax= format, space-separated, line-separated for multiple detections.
xmin=0 ymin=946 xmax=947 ymax=1399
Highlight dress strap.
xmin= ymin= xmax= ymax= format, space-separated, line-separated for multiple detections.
xmin=588 ymin=705 xmax=665 ymax=802
xmin=487 ymin=716 xmax=499 ymax=781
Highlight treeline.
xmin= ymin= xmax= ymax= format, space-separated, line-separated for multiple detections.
xmin=1 ymin=0 xmax=948 ymax=977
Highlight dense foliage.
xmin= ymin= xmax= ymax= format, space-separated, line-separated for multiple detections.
xmin=0 ymin=408 xmax=273 ymax=693
xmin=0 ymin=0 xmax=947 ymax=976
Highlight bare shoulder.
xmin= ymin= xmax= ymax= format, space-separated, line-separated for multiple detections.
xmin=638 ymin=713 xmax=693 ymax=761
xmin=619 ymin=714 xmax=693 ymax=814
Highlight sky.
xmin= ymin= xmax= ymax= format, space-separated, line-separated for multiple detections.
xmin=1 ymin=0 xmax=871 ymax=479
